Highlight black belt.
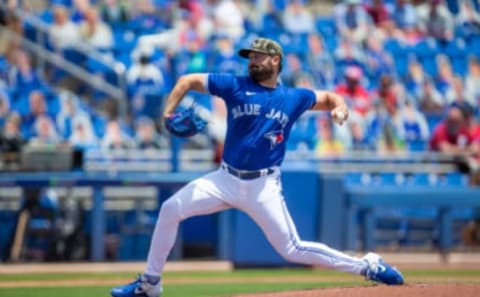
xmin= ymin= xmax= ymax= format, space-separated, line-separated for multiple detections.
xmin=222 ymin=164 xmax=275 ymax=180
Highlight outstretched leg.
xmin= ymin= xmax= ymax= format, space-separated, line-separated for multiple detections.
xmin=239 ymin=174 xmax=403 ymax=284
xmin=243 ymin=194 xmax=366 ymax=274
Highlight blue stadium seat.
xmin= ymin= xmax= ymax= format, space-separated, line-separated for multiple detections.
xmin=316 ymin=17 xmax=337 ymax=52
xmin=413 ymin=38 xmax=440 ymax=77
xmin=425 ymin=113 xmax=443 ymax=132
xmin=445 ymin=38 xmax=469 ymax=77
xmin=282 ymin=33 xmax=309 ymax=58
xmin=62 ymin=48 xmax=87 ymax=66
xmin=441 ymin=172 xmax=469 ymax=186
xmin=383 ymin=38 xmax=412 ymax=78
xmin=378 ymin=172 xmax=405 ymax=186
xmin=112 ymin=29 xmax=138 ymax=55
xmin=344 ymin=172 xmax=372 ymax=185
xmin=408 ymin=173 xmax=438 ymax=186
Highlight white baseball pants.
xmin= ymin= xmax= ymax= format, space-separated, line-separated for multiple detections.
xmin=145 ymin=166 xmax=366 ymax=276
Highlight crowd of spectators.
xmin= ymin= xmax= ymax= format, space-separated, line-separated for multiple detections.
xmin=0 ymin=0 xmax=479 ymax=170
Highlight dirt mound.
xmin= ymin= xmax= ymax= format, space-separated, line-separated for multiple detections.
xmin=235 ymin=284 xmax=480 ymax=297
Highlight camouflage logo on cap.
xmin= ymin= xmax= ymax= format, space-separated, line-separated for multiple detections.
xmin=238 ymin=38 xmax=283 ymax=58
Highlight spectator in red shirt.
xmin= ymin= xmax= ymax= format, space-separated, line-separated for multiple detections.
xmin=364 ymin=0 xmax=391 ymax=29
xmin=429 ymin=103 xmax=473 ymax=153
xmin=335 ymin=66 xmax=371 ymax=117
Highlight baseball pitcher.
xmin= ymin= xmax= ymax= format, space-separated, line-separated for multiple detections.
xmin=111 ymin=37 xmax=404 ymax=297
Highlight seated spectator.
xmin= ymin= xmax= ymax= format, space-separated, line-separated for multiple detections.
xmin=334 ymin=38 xmax=366 ymax=72
xmin=404 ymin=58 xmax=429 ymax=101
xmin=79 ymin=7 xmax=114 ymax=49
xmin=127 ymin=47 xmax=165 ymax=92
xmin=416 ymin=78 xmax=445 ymax=114
xmin=364 ymin=34 xmax=393 ymax=86
xmin=71 ymin=0 xmax=92 ymax=23
xmin=390 ymin=0 xmax=418 ymax=30
xmin=367 ymin=100 xmax=405 ymax=154
xmin=429 ymin=103 xmax=473 ymax=153
xmin=102 ymin=119 xmax=135 ymax=150
xmin=394 ymin=99 xmax=430 ymax=150
xmin=9 ymin=50 xmax=44 ymax=96
xmin=0 ymin=112 xmax=24 ymax=155
xmin=401 ymin=18 xmax=424 ymax=46
xmin=464 ymin=56 xmax=480 ymax=110
xmin=213 ymin=0 xmax=244 ymax=41
xmin=417 ymin=0 xmax=454 ymax=44
xmin=305 ymin=33 xmax=335 ymax=89
xmin=0 ymin=12 xmax=23 ymax=60
xmin=364 ymin=0 xmax=391 ymax=29
xmin=69 ymin=116 xmax=98 ymax=151
xmin=210 ymin=34 xmax=243 ymax=75
xmin=99 ymin=0 xmax=130 ymax=25
xmin=434 ymin=54 xmax=455 ymax=95
xmin=49 ymin=5 xmax=81 ymax=51
xmin=135 ymin=116 xmax=163 ymax=149
xmin=315 ymin=115 xmax=345 ymax=156
xmin=348 ymin=115 xmax=374 ymax=151
xmin=0 ymin=89 xmax=10 ymax=128
xmin=335 ymin=66 xmax=371 ymax=117
xmin=30 ymin=115 xmax=60 ymax=146
xmin=282 ymin=0 xmax=315 ymax=34
xmin=371 ymin=74 xmax=398 ymax=118
xmin=56 ymin=91 xmax=93 ymax=139
xmin=376 ymin=120 xmax=406 ymax=154
xmin=127 ymin=48 xmax=166 ymax=119
xmin=21 ymin=90 xmax=53 ymax=138
xmin=455 ymin=0 xmax=480 ymax=43
xmin=178 ymin=0 xmax=213 ymax=40
xmin=281 ymin=53 xmax=314 ymax=87
xmin=287 ymin=114 xmax=317 ymax=151
xmin=175 ymin=36 xmax=208 ymax=75
xmin=446 ymin=75 xmax=476 ymax=109
xmin=334 ymin=0 xmax=372 ymax=44
xmin=129 ymin=0 xmax=167 ymax=35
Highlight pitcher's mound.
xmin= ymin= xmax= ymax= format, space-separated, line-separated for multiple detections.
xmin=235 ymin=284 xmax=480 ymax=297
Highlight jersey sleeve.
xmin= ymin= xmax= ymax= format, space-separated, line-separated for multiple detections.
xmin=293 ymin=88 xmax=316 ymax=117
xmin=206 ymin=73 xmax=235 ymax=102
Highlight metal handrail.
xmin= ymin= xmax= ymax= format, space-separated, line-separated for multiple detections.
xmin=4 ymin=4 xmax=122 ymax=73
xmin=0 ymin=26 xmax=125 ymax=104
xmin=0 ymin=4 xmax=128 ymax=116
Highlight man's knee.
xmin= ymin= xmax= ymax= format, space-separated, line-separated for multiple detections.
xmin=158 ymin=198 xmax=181 ymax=222
xmin=275 ymin=241 xmax=300 ymax=263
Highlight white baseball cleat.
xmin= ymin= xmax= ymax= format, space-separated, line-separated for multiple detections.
xmin=110 ymin=275 xmax=163 ymax=297
xmin=362 ymin=252 xmax=404 ymax=285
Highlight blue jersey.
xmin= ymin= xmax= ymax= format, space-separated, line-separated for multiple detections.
xmin=207 ymin=73 xmax=316 ymax=170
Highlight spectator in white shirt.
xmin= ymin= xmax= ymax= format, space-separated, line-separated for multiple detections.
xmin=79 ymin=7 xmax=114 ymax=49
xmin=49 ymin=5 xmax=81 ymax=51
xmin=282 ymin=0 xmax=315 ymax=34
xmin=213 ymin=0 xmax=245 ymax=41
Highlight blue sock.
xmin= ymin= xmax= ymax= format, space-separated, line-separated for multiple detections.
xmin=143 ymin=274 xmax=160 ymax=285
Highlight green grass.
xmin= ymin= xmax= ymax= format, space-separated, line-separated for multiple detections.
xmin=0 ymin=282 xmax=365 ymax=297
xmin=0 ymin=268 xmax=350 ymax=281
xmin=0 ymin=268 xmax=479 ymax=297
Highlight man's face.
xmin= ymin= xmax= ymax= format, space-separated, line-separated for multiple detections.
xmin=248 ymin=51 xmax=277 ymax=82
xmin=446 ymin=107 xmax=464 ymax=135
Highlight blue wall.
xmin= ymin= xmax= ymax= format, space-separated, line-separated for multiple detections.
xmin=232 ymin=170 xmax=320 ymax=266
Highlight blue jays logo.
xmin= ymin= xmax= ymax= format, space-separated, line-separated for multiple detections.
xmin=264 ymin=130 xmax=284 ymax=149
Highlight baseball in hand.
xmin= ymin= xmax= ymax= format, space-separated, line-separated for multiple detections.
xmin=334 ymin=110 xmax=346 ymax=124
xmin=336 ymin=111 xmax=345 ymax=120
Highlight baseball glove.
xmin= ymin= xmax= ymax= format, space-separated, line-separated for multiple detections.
xmin=164 ymin=107 xmax=207 ymax=137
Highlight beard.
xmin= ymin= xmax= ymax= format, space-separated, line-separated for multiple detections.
xmin=249 ymin=64 xmax=274 ymax=82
